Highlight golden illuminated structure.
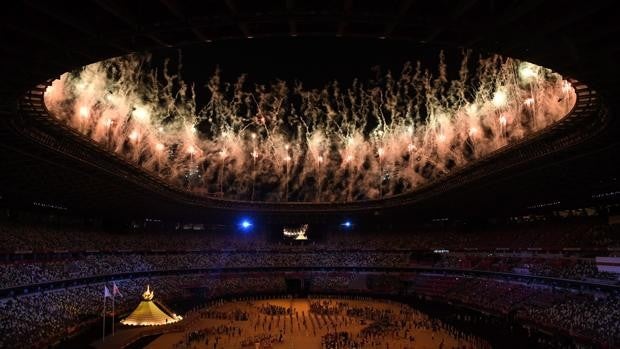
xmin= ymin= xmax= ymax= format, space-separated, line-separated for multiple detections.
xmin=120 ymin=285 xmax=182 ymax=326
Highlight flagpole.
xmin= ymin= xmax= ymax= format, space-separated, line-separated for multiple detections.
xmin=112 ymin=291 xmax=115 ymax=336
xmin=102 ymin=294 xmax=106 ymax=342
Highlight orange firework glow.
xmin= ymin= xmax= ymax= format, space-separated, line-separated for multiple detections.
xmin=44 ymin=53 xmax=576 ymax=202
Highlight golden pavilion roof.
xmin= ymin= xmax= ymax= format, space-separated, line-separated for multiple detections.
xmin=120 ymin=285 xmax=182 ymax=326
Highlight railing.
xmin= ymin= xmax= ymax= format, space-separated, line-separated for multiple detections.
xmin=2 ymin=265 xmax=618 ymax=298
xmin=2 ymin=244 xmax=618 ymax=257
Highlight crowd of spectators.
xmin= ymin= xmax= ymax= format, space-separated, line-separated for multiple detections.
xmin=1 ymin=218 xmax=619 ymax=348
xmin=1 ymin=219 xmax=618 ymax=290
xmin=1 ymin=250 xmax=617 ymax=291
xmin=0 ymin=276 xmax=183 ymax=348
xmin=431 ymin=254 xmax=618 ymax=282
xmin=525 ymin=258 xmax=617 ymax=281
xmin=0 ymin=274 xmax=286 ymax=349
xmin=0 ymin=251 xmax=410 ymax=289
xmin=309 ymin=273 xmax=360 ymax=293
xmin=521 ymin=295 xmax=620 ymax=345
xmin=2 ymin=218 xmax=619 ymax=254
xmin=0 ymin=270 xmax=618 ymax=348
xmin=406 ymin=274 xmax=620 ymax=347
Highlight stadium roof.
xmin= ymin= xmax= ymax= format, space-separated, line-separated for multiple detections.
xmin=0 ymin=0 xmax=618 ymax=220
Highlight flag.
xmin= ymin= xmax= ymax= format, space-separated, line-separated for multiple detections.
xmin=104 ymin=286 xmax=112 ymax=299
xmin=113 ymin=282 xmax=123 ymax=297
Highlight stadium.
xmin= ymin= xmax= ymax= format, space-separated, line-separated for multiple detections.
xmin=0 ymin=1 xmax=619 ymax=348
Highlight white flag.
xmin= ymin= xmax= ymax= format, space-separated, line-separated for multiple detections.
xmin=104 ymin=286 xmax=112 ymax=299
xmin=113 ymin=282 xmax=123 ymax=297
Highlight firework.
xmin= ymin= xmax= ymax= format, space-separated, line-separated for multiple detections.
xmin=43 ymin=52 xmax=575 ymax=202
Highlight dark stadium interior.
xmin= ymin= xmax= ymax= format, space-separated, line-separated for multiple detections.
xmin=1 ymin=1 xmax=620 ymax=349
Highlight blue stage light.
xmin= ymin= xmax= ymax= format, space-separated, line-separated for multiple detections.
xmin=239 ymin=219 xmax=253 ymax=231
xmin=341 ymin=221 xmax=352 ymax=228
